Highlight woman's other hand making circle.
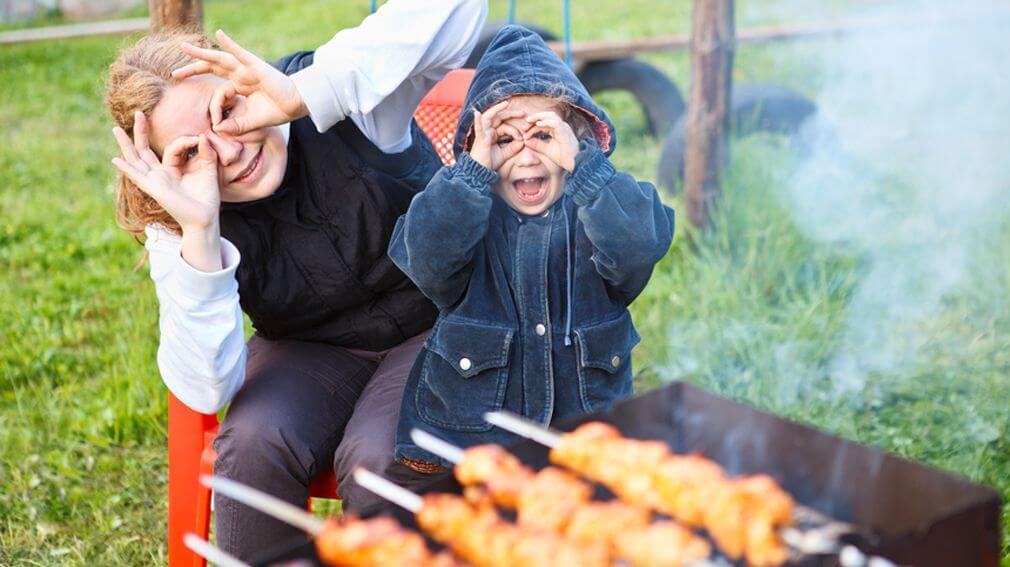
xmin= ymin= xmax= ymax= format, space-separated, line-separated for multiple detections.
xmin=174 ymin=30 xmax=308 ymax=135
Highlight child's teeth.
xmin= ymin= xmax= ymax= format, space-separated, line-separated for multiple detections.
xmin=515 ymin=178 xmax=542 ymax=195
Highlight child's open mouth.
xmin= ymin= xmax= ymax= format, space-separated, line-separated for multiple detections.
xmin=512 ymin=177 xmax=548 ymax=204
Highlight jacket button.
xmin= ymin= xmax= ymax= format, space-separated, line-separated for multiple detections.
xmin=611 ymin=355 xmax=621 ymax=367
xmin=459 ymin=358 xmax=472 ymax=371
xmin=535 ymin=323 xmax=546 ymax=336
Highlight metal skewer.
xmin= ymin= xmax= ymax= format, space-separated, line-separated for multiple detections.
xmin=183 ymin=533 xmax=251 ymax=567
xmin=352 ymin=467 xmax=424 ymax=513
xmin=200 ymin=475 xmax=326 ymax=535
xmin=411 ymin=429 xmax=465 ymax=464
xmin=485 ymin=411 xmax=561 ymax=447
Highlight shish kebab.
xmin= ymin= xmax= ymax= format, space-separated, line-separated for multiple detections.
xmin=352 ymin=468 xmax=626 ymax=566
xmin=484 ymin=412 xmax=830 ymax=567
xmin=411 ymin=428 xmax=714 ymax=567
xmin=201 ymin=476 xmax=461 ymax=567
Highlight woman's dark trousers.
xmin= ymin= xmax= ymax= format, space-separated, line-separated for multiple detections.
xmin=211 ymin=331 xmax=435 ymax=561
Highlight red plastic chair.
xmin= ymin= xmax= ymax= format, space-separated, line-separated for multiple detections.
xmin=167 ymin=68 xmax=475 ymax=567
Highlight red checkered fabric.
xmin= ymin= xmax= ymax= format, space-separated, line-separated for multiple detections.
xmin=414 ymin=103 xmax=463 ymax=166
xmin=412 ymin=69 xmax=475 ymax=166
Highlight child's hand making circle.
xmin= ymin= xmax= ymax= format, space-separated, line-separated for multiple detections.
xmin=173 ymin=30 xmax=308 ymax=136
xmin=470 ymin=101 xmax=527 ymax=171
xmin=111 ymin=111 xmax=221 ymax=232
xmin=524 ymin=111 xmax=580 ymax=172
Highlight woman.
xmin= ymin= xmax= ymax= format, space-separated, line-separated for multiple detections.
xmin=106 ymin=0 xmax=486 ymax=560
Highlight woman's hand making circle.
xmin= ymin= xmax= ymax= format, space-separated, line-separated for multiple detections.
xmin=112 ymin=111 xmax=221 ymax=232
xmin=173 ymin=29 xmax=308 ymax=136
xmin=524 ymin=111 xmax=580 ymax=172
xmin=470 ymin=101 xmax=527 ymax=171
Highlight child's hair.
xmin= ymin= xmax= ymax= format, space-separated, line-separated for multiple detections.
xmin=464 ymin=79 xmax=597 ymax=152
xmin=105 ymin=28 xmax=217 ymax=239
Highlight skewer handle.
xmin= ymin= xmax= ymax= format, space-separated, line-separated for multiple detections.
xmin=410 ymin=429 xmax=465 ymax=464
xmin=183 ymin=534 xmax=251 ymax=567
xmin=484 ymin=411 xmax=562 ymax=448
xmin=352 ymin=468 xmax=424 ymax=513
xmin=200 ymin=475 xmax=325 ymax=535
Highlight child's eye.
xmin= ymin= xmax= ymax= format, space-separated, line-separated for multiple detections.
xmin=184 ymin=146 xmax=199 ymax=160
xmin=221 ymin=107 xmax=232 ymax=120
xmin=495 ymin=135 xmax=514 ymax=146
xmin=533 ymin=131 xmax=552 ymax=141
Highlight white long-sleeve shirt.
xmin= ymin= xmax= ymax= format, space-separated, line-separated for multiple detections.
xmin=145 ymin=0 xmax=487 ymax=414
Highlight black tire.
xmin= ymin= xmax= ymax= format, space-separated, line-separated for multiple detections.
xmin=464 ymin=20 xmax=558 ymax=69
xmin=577 ymin=58 xmax=685 ymax=136
xmin=657 ymin=83 xmax=817 ymax=193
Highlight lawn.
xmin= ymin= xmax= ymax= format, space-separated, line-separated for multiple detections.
xmin=1 ymin=0 xmax=1007 ymax=564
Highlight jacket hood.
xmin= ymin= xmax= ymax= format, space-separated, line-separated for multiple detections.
xmin=453 ymin=25 xmax=616 ymax=158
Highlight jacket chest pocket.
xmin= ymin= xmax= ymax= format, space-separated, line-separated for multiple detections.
xmin=417 ymin=318 xmax=515 ymax=432
xmin=574 ymin=311 xmax=640 ymax=413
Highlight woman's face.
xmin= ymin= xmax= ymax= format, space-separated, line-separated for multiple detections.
xmin=149 ymin=75 xmax=287 ymax=203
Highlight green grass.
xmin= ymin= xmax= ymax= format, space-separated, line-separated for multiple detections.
xmin=1 ymin=0 xmax=1007 ymax=564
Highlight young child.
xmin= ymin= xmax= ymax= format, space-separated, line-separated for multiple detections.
xmin=388 ymin=25 xmax=674 ymax=470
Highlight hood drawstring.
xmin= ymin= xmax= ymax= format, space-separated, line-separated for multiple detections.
xmin=562 ymin=196 xmax=574 ymax=347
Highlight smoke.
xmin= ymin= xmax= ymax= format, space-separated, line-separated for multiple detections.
xmin=655 ymin=0 xmax=1010 ymax=466
xmin=757 ymin=0 xmax=1010 ymax=451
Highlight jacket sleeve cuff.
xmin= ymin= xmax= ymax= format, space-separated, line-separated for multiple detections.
xmin=565 ymin=140 xmax=617 ymax=207
xmin=173 ymin=237 xmax=241 ymax=301
xmin=291 ymin=64 xmax=347 ymax=133
xmin=449 ymin=153 xmax=499 ymax=193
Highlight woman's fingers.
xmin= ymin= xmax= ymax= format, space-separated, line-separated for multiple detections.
xmin=180 ymin=42 xmax=238 ymax=71
xmin=132 ymin=112 xmax=162 ymax=167
xmin=171 ymin=61 xmax=213 ymax=80
xmin=209 ymin=81 xmax=238 ymax=127
xmin=213 ymin=103 xmax=245 ymax=135
xmin=195 ymin=133 xmax=218 ymax=164
xmin=112 ymin=157 xmax=163 ymax=199
xmin=111 ymin=157 xmax=144 ymax=182
xmin=215 ymin=29 xmax=258 ymax=66
xmin=112 ymin=126 xmax=149 ymax=172
xmin=162 ymin=135 xmax=201 ymax=168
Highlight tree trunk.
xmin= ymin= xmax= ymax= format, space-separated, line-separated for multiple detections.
xmin=683 ymin=0 xmax=735 ymax=229
xmin=148 ymin=0 xmax=202 ymax=31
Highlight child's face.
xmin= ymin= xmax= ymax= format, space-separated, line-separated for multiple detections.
xmin=491 ymin=96 xmax=568 ymax=217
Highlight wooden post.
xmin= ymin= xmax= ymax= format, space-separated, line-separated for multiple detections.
xmin=683 ymin=0 xmax=735 ymax=229
xmin=148 ymin=0 xmax=203 ymax=31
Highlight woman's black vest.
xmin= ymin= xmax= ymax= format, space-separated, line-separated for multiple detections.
xmin=219 ymin=116 xmax=441 ymax=351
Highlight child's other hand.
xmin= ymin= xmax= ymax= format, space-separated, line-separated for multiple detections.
xmin=470 ymin=101 xmax=526 ymax=171
xmin=524 ymin=111 xmax=579 ymax=172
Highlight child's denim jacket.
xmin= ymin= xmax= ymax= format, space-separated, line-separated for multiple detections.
xmin=387 ymin=25 xmax=675 ymax=467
